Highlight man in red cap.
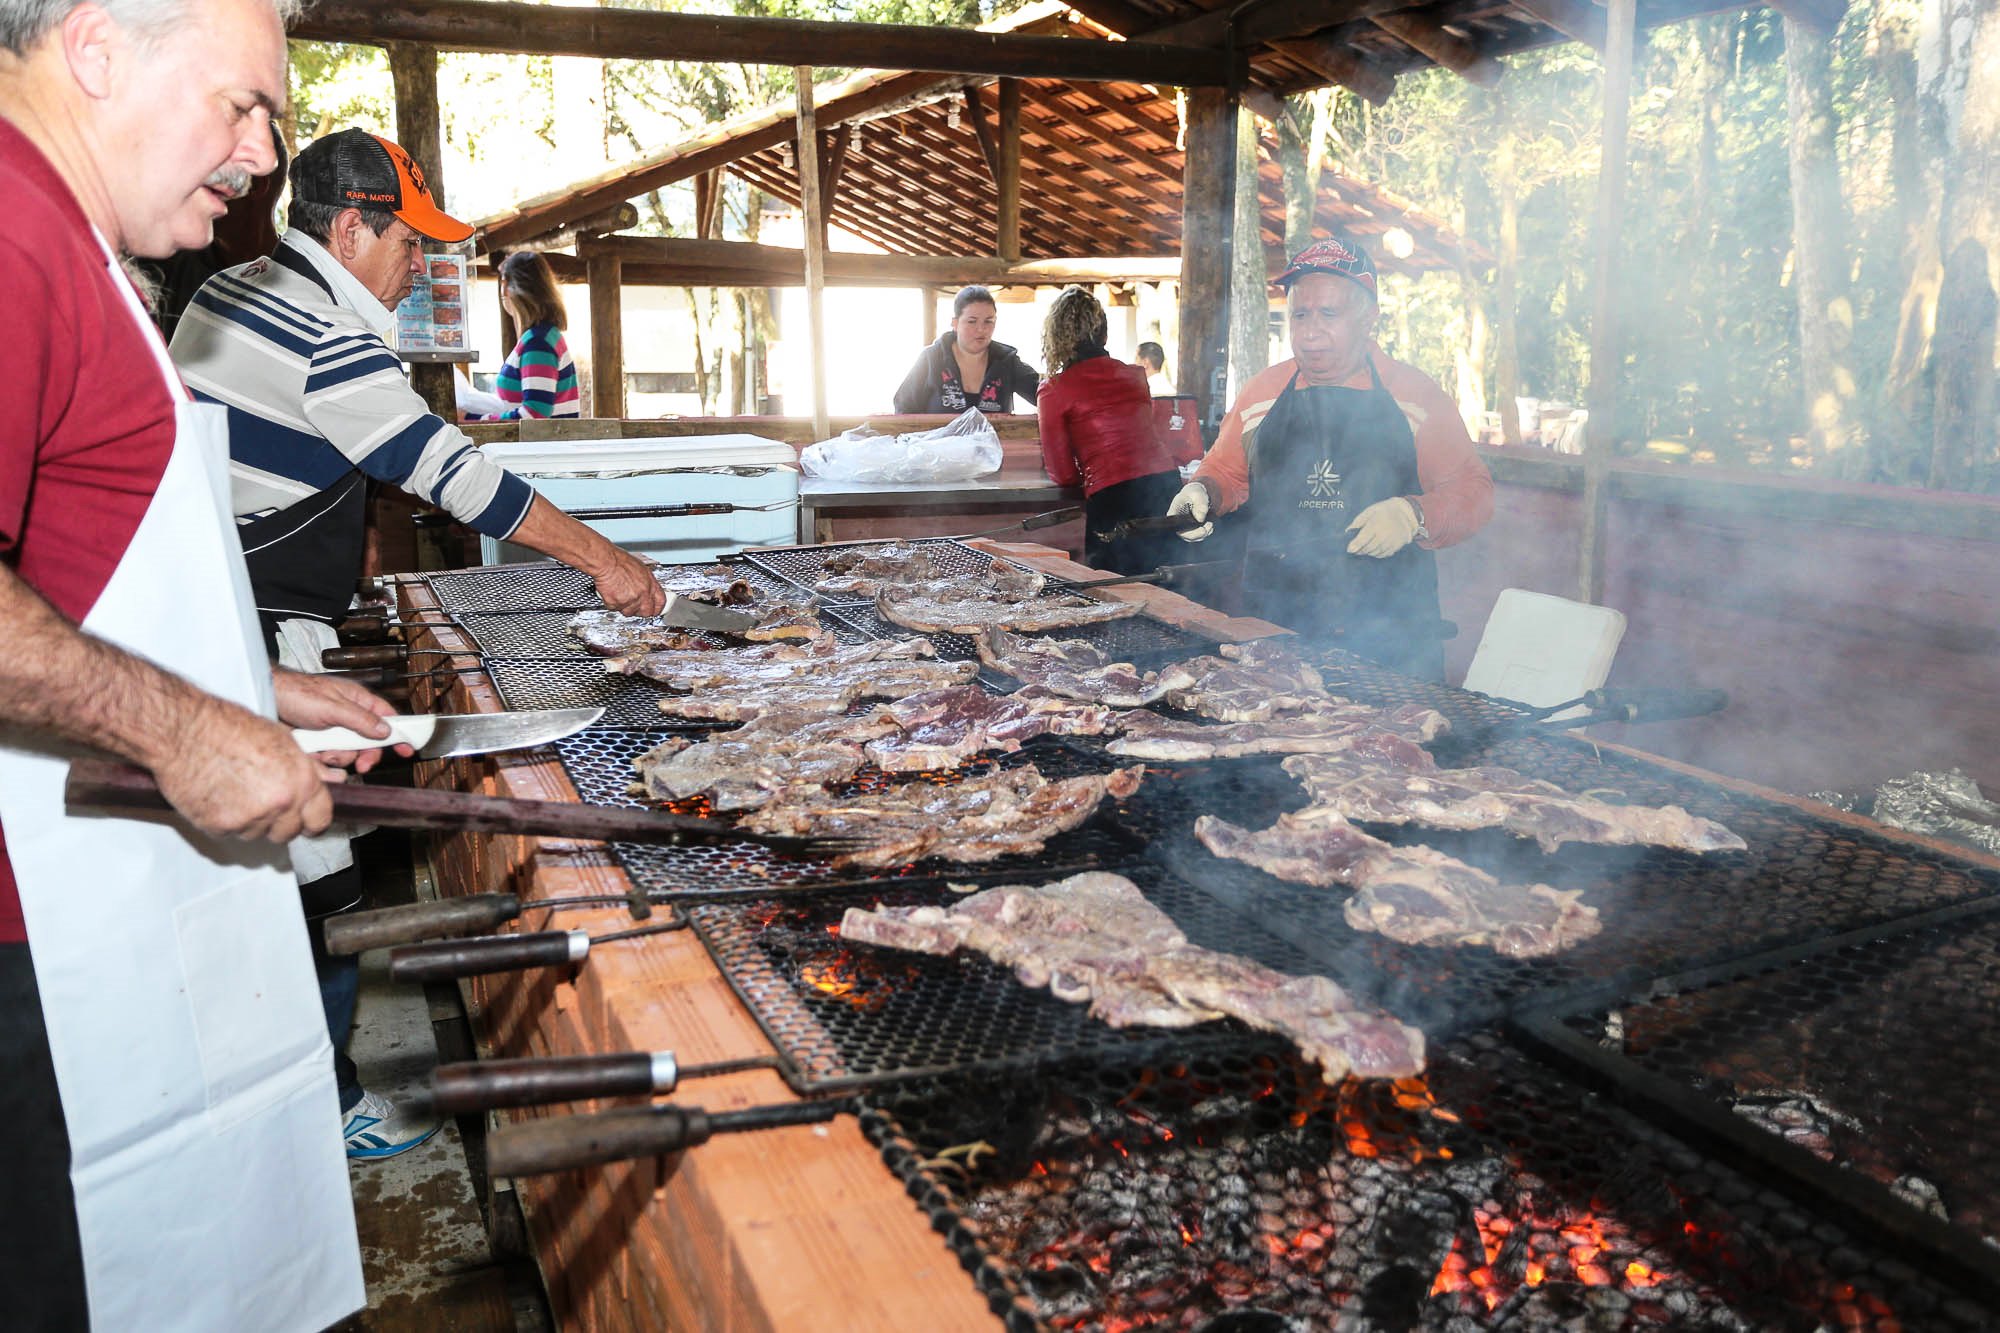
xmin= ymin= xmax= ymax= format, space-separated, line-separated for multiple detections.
xmin=171 ymin=127 xmax=669 ymax=1159
xmin=1165 ymin=234 xmax=1493 ymax=679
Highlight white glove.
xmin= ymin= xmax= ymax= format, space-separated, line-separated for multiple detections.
xmin=1345 ymin=496 xmax=1422 ymax=558
xmin=1167 ymin=481 xmax=1214 ymax=542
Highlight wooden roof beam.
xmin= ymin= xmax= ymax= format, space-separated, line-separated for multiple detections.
xmin=1370 ymin=11 xmax=1505 ymax=86
xmin=290 ymin=0 xmax=1237 ymax=85
xmin=1509 ymin=0 xmax=1606 ymax=52
xmin=895 ymin=113 xmax=1157 ymax=251
xmin=1016 ymin=87 xmax=1184 ymax=208
xmin=1272 ymin=37 xmax=1399 ymax=104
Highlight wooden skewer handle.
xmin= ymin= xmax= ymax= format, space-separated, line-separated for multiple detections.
xmin=322 ymin=893 xmax=523 ymax=956
xmin=386 ymin=930 xmax=588 ymax=984
xmin=488 ymin=1106 xmax=715 ymax=1177
xmin=431 ymin=1052 xmax=674 ymax=1114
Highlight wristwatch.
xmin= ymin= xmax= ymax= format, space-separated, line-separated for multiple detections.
xmin=1405 ymin=495 xmax=1429 ymax=541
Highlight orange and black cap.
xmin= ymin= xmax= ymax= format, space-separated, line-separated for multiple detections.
xmin=291 ymin=128 xmax=474 ymax=244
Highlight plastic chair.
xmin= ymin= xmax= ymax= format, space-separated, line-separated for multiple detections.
xmin=1461 ymin=589 xmax=1626 ymax=716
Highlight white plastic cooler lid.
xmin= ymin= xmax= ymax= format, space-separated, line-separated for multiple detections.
xmin=477 ymin=433 xmax=798 ymax=477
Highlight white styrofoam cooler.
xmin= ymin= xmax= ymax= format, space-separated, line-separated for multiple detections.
xmin=475 ymin=434 xmax=799 ymax=565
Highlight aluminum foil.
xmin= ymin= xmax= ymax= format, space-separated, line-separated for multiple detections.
xmin=1870 ymin=768 xmax=2000 ymax=855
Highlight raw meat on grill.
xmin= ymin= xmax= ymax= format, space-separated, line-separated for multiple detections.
xmin=814 ymin=542 xmax=1044 ymax=599
xmin=1282 ymin=752 xmax=1747 ymax=853
xmin=839 ymin=872 xmax=1426 ymax=1082
xmin=566 ymin=611 xmax=708 ymax=658
xmin=1193 ymin=808 xmax=1600 ymax=957
xmin=1107 ymin=702 xmax=1450 ymax=762
xmin=864 ymin=684 xmax=1120 ymax=771
xmin=974 ymin=629 xmax=1178 ymax=707
xmin=741 ymin=598 xmax=825 ymax=641
xmin=1152 ymin=640 xmax=1337 ymax=722
xmin=652 ymin=657 xmax=979 ymax=722
xmin=609 ymin=636 xmax=938 ymax=691
xmin=739 ymin=765 xmax=1145 ymax=868
xmin=876 ymin=583 xmax=1142 ymax=636
xmin=653 ymin=563 xmax=760 ymax=602
xmin=633 ymin=709 xmax=899 ymax=810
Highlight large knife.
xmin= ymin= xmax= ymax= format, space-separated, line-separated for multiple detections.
xmin=292 ymin=706 xmax=603 ymax=759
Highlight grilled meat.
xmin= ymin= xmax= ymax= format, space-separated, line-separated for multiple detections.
xmin=653 ymin=658 xmax=979 ymax=722
xmin=866 ymin=684 xmax=1119 ymax=771
xmin=1193 ymin=808 xmax=1600 ymax=957
xmin=973 ymin=628 xmax=1177 ymax=707
xmin=610 ymin=636 xmax=937 ymax=690
xmin=739 ymin=765 xmax=1145 ymax=868
xmin=566 ymin=611 xmax=707 ymax=657
xmin=1282 ymin=752 xmax=1747 ymax=853
xmin=567 ymin=567 xmax=823 ymax=652
xmin=1108 ymin=702 xmax=1450 ymax=762
xmin=633 ymin=709 xmax=899 ymax=811
xmin=1152 ymin=640 xmax=1334 ymax=722
xmin=814 ymin=542 xmax=1045 ymax=599
xmin=876 ymin=583 xmax=1141 ymax=636
xmin=839 ymin=872 xmax=1426 ymax=1081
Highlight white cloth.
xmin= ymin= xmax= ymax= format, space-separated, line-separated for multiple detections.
xmin=0 ymin=237 xmax=362 ymax=1331
xmin=275 ymin=618 xmax=359 ymax=883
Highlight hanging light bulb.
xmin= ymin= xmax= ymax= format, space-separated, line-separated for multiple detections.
xmin=947 ymin=101 xmax=962 ymax=132
xmin=1382 ymin=227 xmax=1415 ymax=260
xmin=780 ymin=141 xmax=794 ymax=171
xmin=849 ymin=123 xmax=863 ymax=152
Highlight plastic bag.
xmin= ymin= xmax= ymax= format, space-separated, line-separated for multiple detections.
xmin=800 ymin=407 xmax=1003 ymax=484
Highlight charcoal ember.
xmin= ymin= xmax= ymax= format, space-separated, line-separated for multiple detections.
xmin=1019 ymin=1260 xmax=1097 ymax=1311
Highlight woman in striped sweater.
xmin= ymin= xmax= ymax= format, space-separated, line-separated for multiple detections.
xmin=480 ymin=251 xmax=581 ymax=419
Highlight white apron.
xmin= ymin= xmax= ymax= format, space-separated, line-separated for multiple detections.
xmin=0 ymin=243 xmax=363 ymax=1331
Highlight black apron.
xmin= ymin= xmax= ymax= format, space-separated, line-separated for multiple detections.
xmin=1083 ymin=470 xmax=1185 ymax=575
xmin=1236 ymin=359 xmax=1444 ymax=680
xmin=236 ymin=470 xmax=370 ymax=646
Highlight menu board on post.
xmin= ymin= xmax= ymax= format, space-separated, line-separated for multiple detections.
xmin=395 ymin=251 xmax=471 ymax=355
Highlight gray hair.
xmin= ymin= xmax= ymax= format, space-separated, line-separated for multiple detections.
xmin=287 ymin=198 xmax=398 ymax=245
xmin=0 ymin=0 xmax=300 ymax=57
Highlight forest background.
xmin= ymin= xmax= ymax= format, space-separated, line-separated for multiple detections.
xmin=285 ymin=0 xmax=2000 ymax=493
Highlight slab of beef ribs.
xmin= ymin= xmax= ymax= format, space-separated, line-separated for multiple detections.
xmin=813 ymin=542 xmax=1045 ymax=599
xmin=876 ymin=583 xmax=1141 ymax=636
xmin=633 ymin=709 xmax=899 ymax=811
xmin=838 ymin=872 xmax=1426 ymax=1081
xmin=864 ymin=684 xmax=1120 ymax=771
xmin=652 ymin=657 xmax=980 ymax=722
xmin=566 ymin=612 xmax=708 ymax=657
xmin=1107 ymin=701 xmax=1450 ymax=761
xmin=1193 ymin=808 xmax=1600 ymax=957
xmin=738 ymin=765 xmax=1145 ymax=868
xmin=1282 ymin=752 xmax=1747 ymax=853
xmin=973 ymin=629 xmax=1176 ymax=707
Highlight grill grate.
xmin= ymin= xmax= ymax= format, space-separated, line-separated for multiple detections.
xmin=740 ymin=536 xmax=1065 ymax=601
xmin=554 ymin=729 xmax=1144 ymax=900
xmin=485 ymin=659 xmax=716 ymax=730
xmin=688 ymin=859 xmax=1319 ymax=1092
xmin=821 ymin=601 xmax=1220 ymax=668
xmin=1514 ymin=896 xmax=2000 ymax=1285
xmin=424 ymin=560 xmax=792 ymax=614
xmin=1127 ymin=743 xmax=2000 ymax=1035
xmin=862 ymin=1030 xmax=1999 ymax=1333
xmin=445 ymin=610 xmax=864 ymax=661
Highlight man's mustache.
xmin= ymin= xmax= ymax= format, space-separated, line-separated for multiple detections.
xmin=204 ymin=164 xmax=255 ymax=201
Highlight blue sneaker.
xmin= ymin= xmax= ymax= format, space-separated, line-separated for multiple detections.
xmin=342 ymin=1090 xmax=441 ymax=1161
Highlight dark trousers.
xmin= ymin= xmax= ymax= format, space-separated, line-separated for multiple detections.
xmin=301 ymin=866 xmax=365 ymax=1114
xmin=0 ymin=943 xmax=91 ymax=1329
xmin=1082 ymin=470 xmax=1185 ymax=575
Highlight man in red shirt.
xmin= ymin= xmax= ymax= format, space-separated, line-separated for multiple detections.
xmin=1 ymin=0 xmax=391 ymax=1324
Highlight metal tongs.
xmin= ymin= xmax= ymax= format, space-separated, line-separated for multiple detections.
xmin=1429 ymin=687 xmax=1729 ymax=762
xmin=1092 ymin=512 xmax=1208 ymax=545
xmin=63 ymin=760 xmax=870 ymax=857
xmin=954 ymin=506 xmax=1085 ymax=542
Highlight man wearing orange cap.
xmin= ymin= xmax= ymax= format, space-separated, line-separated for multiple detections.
xmin=1164 ymin=235 xmax=1494 ymax=679
xmin=171 ymin=128 xmax=669 ymax=1159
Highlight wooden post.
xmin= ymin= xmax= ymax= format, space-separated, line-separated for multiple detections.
xmin=586 ymin=252 xmax=624 ymax=419
xmin=1178 ymin=87 xmax=1237 ymax=436
xmin=920 ymin=288 xmax=937 ymax=345
xmin=388 ymin=41 xmax=458 ymax=422
xmin=795 ymin=68 xmax=831 ymax=441
xmin=996 ymin=78 xmax=1022 ymax=263
xmin=1579 ymin=0 xmax=1635 ymax=606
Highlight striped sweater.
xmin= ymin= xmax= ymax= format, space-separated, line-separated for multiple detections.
xmin=480 ymin=321 xmax=580 ymax=420
xmin=170 ymin=231 xmax=534 ymax=538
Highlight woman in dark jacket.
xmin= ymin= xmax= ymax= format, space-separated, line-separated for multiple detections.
xmin=1036 ymin=286 xmax=1184 ymax=574
xmin=892 ymin=285 xmax=1041 ymax=414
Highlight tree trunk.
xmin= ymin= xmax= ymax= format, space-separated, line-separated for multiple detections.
xmin=1453 ymin=159 xmax=1489 ymax=437
xmin=1491 ymin=115 xmax=1521 ymax=446
xmin=1929 ymin=240 xmax=1996 ymax=490
xmin=1229 ymin=105 xmax=1269 ymax=395
xmin=1275 ymin=89 xmax=1333 ymax=258
xmin=1783 ymin=16 xmax=1861 ymax=473
xmin=1690 ymin=16 xmax=1729 ymax=453
xmin=684 ymin=287 xmax=709 ymax=412
xmin=1878 ymin=0 xmax=1935 ymax=480
xmin=742 ymin=187 xmax=775 ymax=412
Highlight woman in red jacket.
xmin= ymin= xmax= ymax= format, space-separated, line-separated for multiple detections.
xmin=1037 ymin=287 xmax=1184 ymax=574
